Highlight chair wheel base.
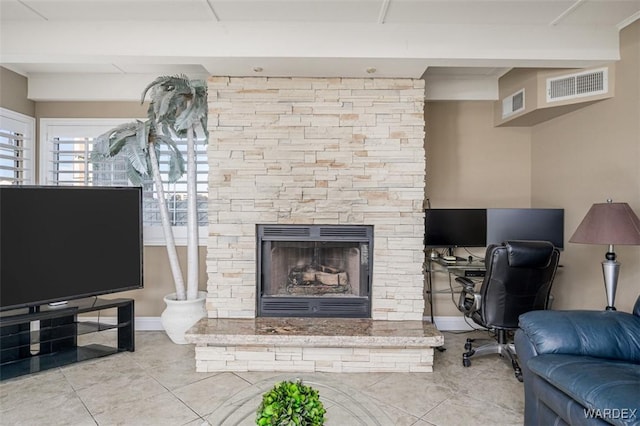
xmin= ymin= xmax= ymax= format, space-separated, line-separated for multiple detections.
xmin=462 ymin=353 xmax=472 ymax=367
xmin=512 ymin=359 xmax=523 ymax=382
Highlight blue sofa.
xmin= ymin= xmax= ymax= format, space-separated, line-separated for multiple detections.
xmin=515 ymin=296 xmax=640 ymax=426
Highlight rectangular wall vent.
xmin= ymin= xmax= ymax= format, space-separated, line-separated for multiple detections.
xmin=547 ymin=68 xmax=608 ymax=103
xmin=502 ymin=89 xmax=525 ymax=119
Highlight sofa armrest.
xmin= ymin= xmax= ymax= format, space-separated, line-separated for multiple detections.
xmin=514 ymin=329 xmax=542 ymax=426
xmin=518 ymin=309 xmax=640 ymax=363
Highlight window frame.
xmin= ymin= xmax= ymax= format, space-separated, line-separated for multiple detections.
xmin=0 ymin=108 xmax=36 ymax=185
xmin=39 ymin=118 xmax=208 ymax=246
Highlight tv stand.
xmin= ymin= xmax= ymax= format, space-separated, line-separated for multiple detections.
xmin=0 ymin=298 xmax=134 ymax=380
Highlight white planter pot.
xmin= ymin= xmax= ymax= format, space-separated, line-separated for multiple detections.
xmin=161 ymin=291 xmax=207 ymax=344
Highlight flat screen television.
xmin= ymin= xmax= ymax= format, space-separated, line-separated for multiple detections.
xmin=486 ymin=208 xmax=565 ymax=250
xmin=0 ymin=186 xmax=143 ymax=311
xmin=425 ymin=208 xmax=487 ymax=248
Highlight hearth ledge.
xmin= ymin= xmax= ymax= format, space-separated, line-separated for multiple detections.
xmin=185 ymin=318 xmax=444 ymax=373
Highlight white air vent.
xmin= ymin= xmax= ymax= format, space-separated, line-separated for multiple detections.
xmin=502 ymin=89 xmax=525 ymax=118
xmin=547 ymin=68 xmax=608 ymax=103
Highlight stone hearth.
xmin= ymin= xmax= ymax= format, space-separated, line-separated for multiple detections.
xmin=186 ymin=317 xmax=443 ymax=373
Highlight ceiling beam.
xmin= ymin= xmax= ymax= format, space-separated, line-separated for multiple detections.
xmin=1 ymin=21 xmax=620 ymax=65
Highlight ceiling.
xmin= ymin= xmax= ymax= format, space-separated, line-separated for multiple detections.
xmin=1 ymin=0 xmax=639 ymax=101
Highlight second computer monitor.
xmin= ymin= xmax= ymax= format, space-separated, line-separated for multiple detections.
xmin=486 ymin=208 xmax=564 ymax=250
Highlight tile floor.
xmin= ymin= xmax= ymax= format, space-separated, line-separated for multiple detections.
xmin=0 ymin=330 xmax=524 ymax=425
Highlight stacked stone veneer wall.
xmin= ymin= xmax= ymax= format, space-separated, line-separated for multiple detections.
xmin=206 ymin=77 xmax=426 ymax=320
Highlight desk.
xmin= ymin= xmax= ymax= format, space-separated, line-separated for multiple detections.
xmin=425 ymin=257 xmax=486 ymax=323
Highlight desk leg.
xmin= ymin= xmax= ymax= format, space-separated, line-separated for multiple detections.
xmin=426 ymin=264 xmax=434 ymax=323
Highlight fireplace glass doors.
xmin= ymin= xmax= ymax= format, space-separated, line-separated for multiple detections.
xmin=257 ymin=225 xmax=373 ymax=317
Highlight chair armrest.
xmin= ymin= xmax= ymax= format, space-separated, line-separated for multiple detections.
xmin=456 ymin=277 xmax=481 ymax=314
xmin=455 ymin=276 xmax=476 ymax=289
xmin=518 ymin=309 xmax=640 ymax=363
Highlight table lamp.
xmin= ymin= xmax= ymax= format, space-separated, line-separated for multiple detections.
xmin=569 ymin=199 xmax=640 ymax=310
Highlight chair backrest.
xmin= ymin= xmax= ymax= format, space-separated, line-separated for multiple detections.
xmin=480 ymin=240 xmax=560 ymax=329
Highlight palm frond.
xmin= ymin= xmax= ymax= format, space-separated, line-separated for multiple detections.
xmin=141 ymin=75 xmax=184 ymax=105
xmin=143 ymin=75 xmax=207 ymax=139
xmin=144 ymin=75 xmax=189 ymax=114
xmin=176 ymin=99 xmax=206 ymax=133
xmin=90 ymin=120 xmax=152 ymax=180
xmin=91 ymin=133 xmax=112 ymax=161
xmin=200 ymin=116 xmax=209 ymax=140
xmin=125 ymin=162 xmax=146 ymax=186
xmin=135 ymin=120 xmax=149 ymax=151
xmin=91 ymin=121 xmax=140 ymax=161
xmin=122 ymin=142 xmax=150 ymax=177
xmin=167 ymin=148 xmax=186 ymax=183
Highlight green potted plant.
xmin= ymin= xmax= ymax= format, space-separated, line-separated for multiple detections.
xmin=92 ymin=75 xmax=208 ymax=344
xmin=256 ymin=379 xmax=326 ymax=425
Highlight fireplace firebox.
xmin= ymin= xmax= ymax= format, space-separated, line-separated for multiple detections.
xmin=257 ymin=225 xmax=373 ymax=318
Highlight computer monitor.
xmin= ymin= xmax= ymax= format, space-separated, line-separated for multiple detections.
xmin=486 ymin=208 xmax=564 ymax=250
xmin=425 ymin=209 xmax=487 ymax=248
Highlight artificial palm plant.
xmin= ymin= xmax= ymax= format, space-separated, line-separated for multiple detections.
xmin=92 ymin=75 xmax=208 ymax=302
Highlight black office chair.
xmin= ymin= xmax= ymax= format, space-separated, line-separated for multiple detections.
xmin=456 ymin=240 xmax=560 ymax=381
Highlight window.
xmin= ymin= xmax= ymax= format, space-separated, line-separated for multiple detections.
xmin=0 ymin=108 xmax=35 ymax=185
xmin=40 ymin=119 xmax=208 ymax=245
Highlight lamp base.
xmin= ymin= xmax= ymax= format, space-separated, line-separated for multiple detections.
xmin=602 ymin=250 xmax=619 ymax=311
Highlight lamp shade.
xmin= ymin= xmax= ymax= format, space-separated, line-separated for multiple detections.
xmin=570 ymin=201 xmax=640 ymax=245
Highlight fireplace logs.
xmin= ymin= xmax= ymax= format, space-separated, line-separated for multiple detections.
xmin=287 ymin=264 xmax=350 ymax=295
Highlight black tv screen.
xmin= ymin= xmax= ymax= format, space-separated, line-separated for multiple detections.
xmin=425 ymin=209 xmax=487 ymax=248
xmin=0 ymin=186 xmax=143 ymax=311
xmin=486 ymin=208 xmax=564 ymax=249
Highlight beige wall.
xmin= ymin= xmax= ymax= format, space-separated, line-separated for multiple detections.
xmin=425 ymin=100 xmax=533 ymax=316
xmin=531 ymin=20 xmax=640 ymax=313
xmin=35 ymin=101 xmax=148 ymax=120
xmin=425 ymin=20 xmax=640 ymax=316
xmin=426 ymin=101 xmax=532 ymax=208
xmin=0 ymin=67 xmax=35 ymax=116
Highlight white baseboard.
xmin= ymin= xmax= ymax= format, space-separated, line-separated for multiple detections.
xmin=135 ymin=317 xmax=164 ymax=330
xmin=427 ymin=316 xmax=480 ymax=331
xmin=87 ymin=316 xmax=476 ymax=332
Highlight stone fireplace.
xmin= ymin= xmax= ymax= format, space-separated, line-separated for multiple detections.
xmin=186 ymin=77 xmax=443 ymax=373
xmin=206 ymin=77 xmax=426 ymax=321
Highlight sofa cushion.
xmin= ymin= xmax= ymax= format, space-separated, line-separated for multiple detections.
xmin=528 ymin=354 xmax=640 ymax=426
xmin=519 ymin=310 xmax=640 ymax=363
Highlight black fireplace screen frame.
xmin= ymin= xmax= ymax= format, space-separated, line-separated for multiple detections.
xmin=257 ymin=224 xmax=373 ymax=318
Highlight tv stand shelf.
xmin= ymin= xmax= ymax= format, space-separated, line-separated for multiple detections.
xmin=0 ymin=298 xmax=134 ymax=380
